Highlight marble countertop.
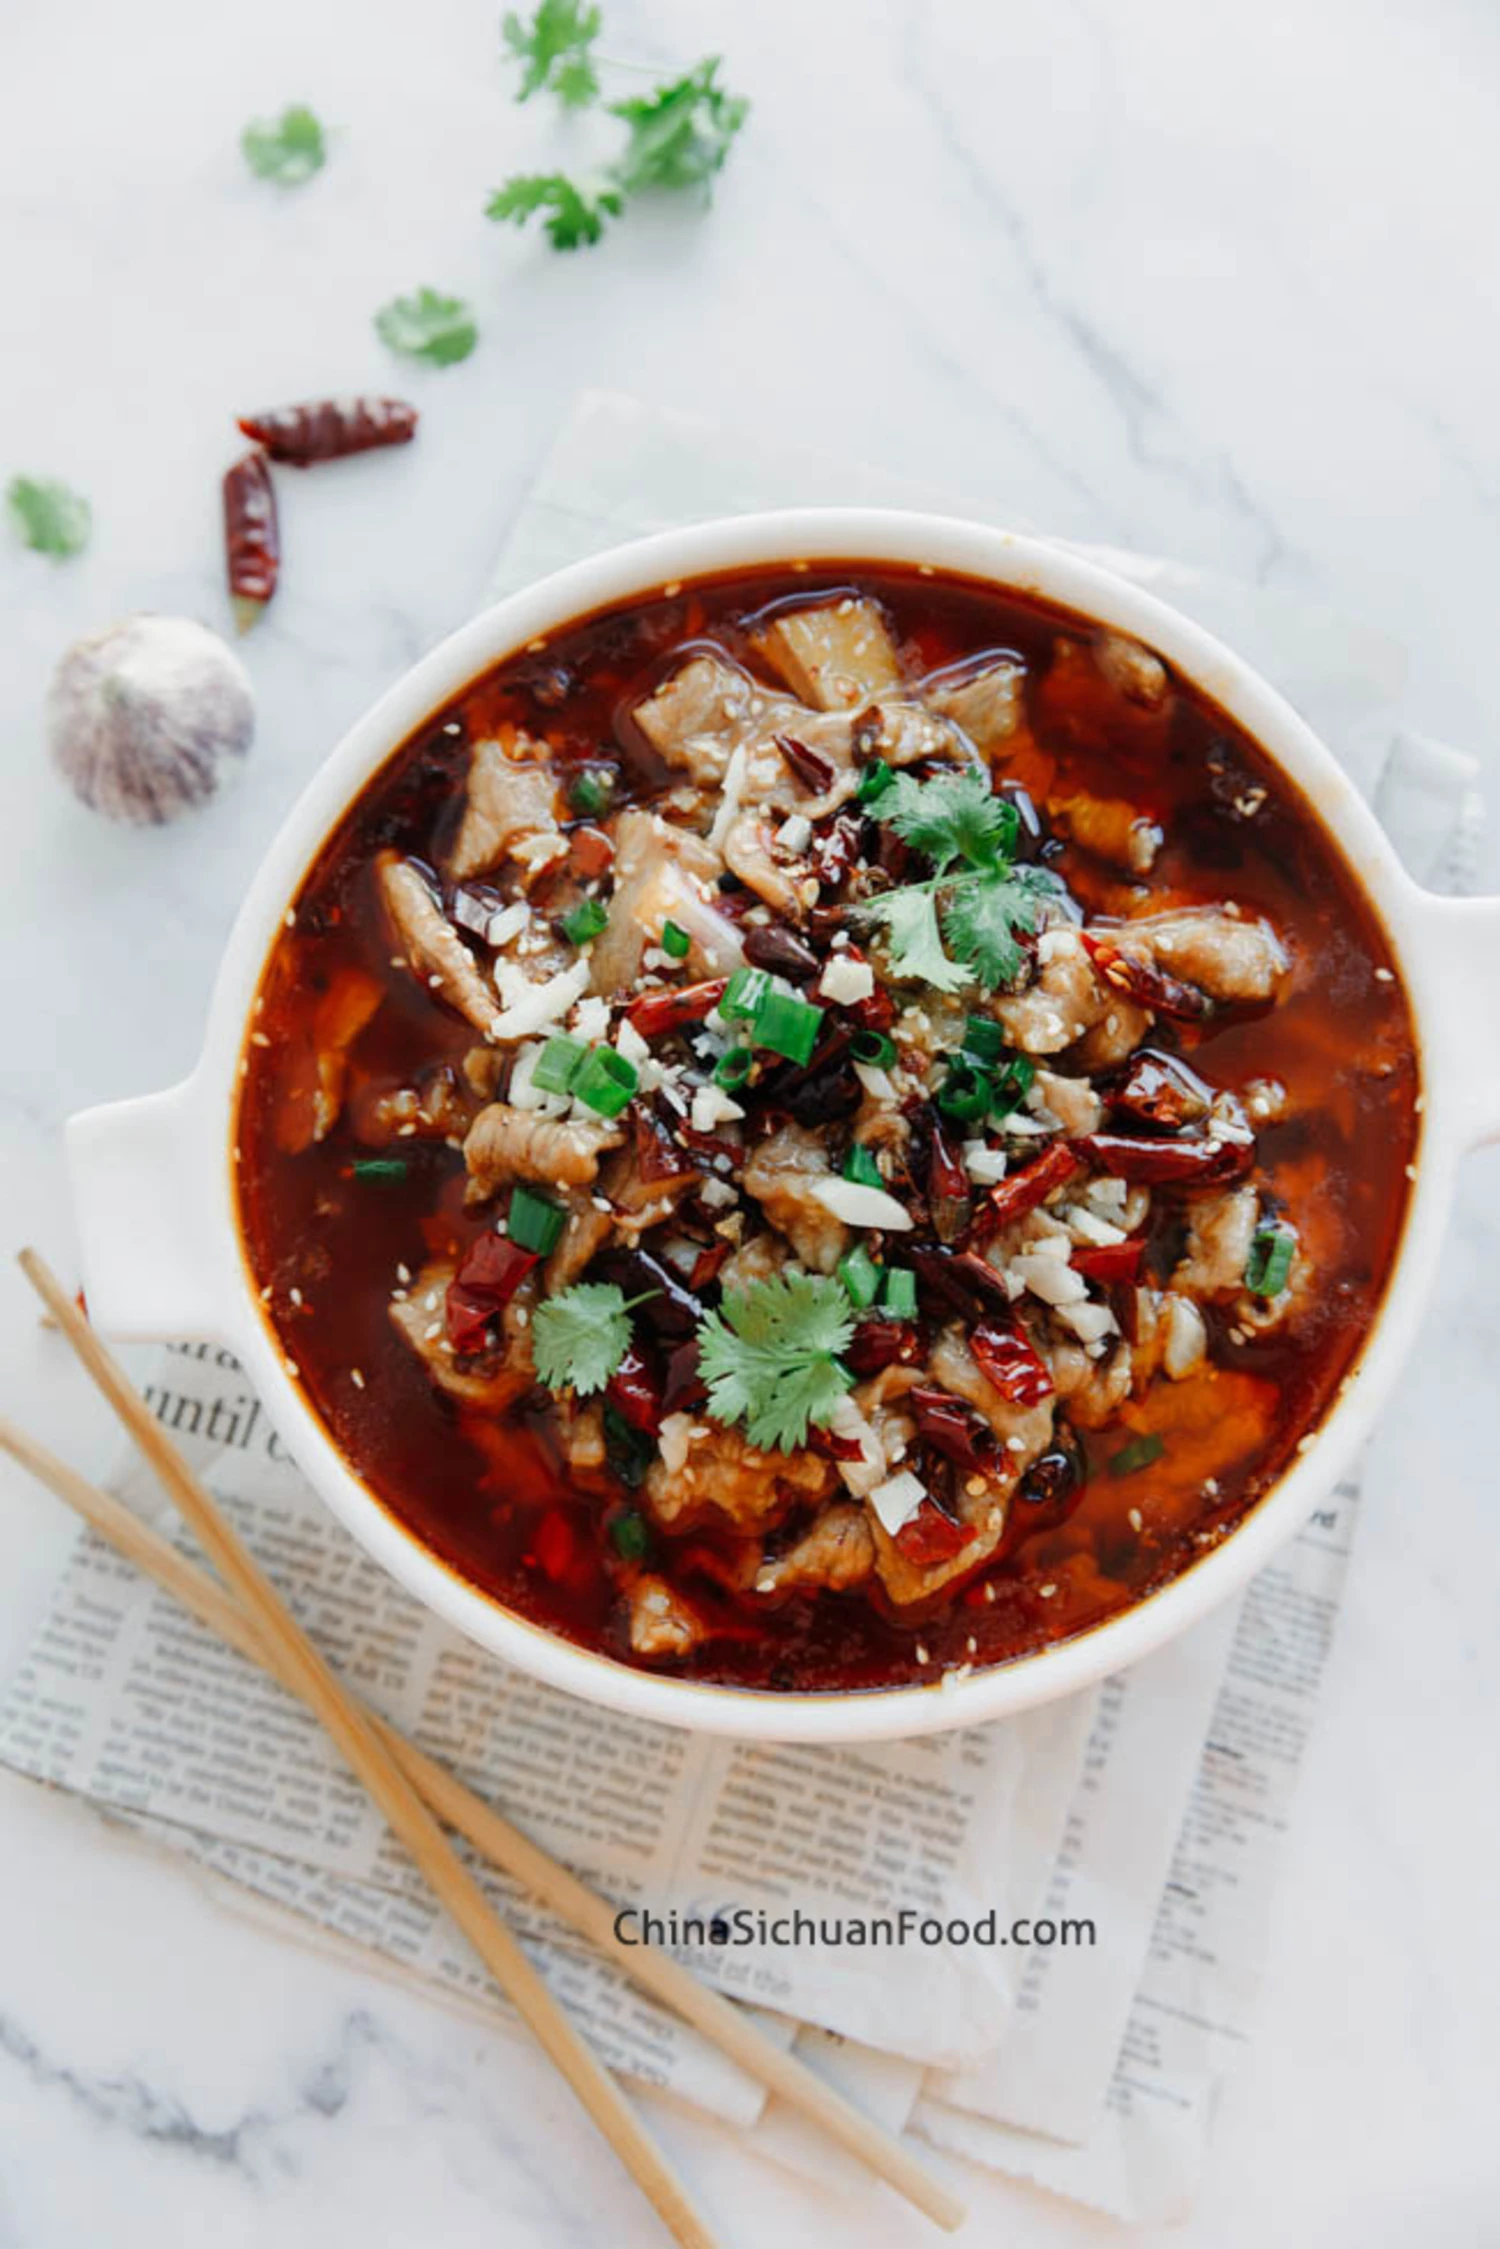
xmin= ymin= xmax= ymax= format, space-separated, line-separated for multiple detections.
xmin=2 ymin=0 xmax=1498 ymax=2241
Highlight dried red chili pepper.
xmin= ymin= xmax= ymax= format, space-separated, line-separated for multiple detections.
xmin=1071 ymin=1237 xmax=1146 ymax=1286
xmin=1075 ymin=1130 xmax=1254 ymax=1186
xmin=605 ymin=1345 xmax=663 ymax=1437
xmin=223 ymin=448 xmax=279 ymax=630
xmin=844 ymin=1317 xmax=922 ymax=1376
xmin=687 ymin=1238 xmax=733 ymax=1292
xmin=906 ymin=1244 xmax=1013 ymax=1323
xmin=810 ymin=811 xmax=864 ymax=890
xmin=924 ymin=1110 xmax=973 ymax=1245
xmin=909 ymin=1388 xmax=1000 ymax=1474
xmin=1107 ymin=1048 xmax=1212 ymax=1132
xmin=1082 ymin=932 xmax=1214 ymax=1022
xmin=627 ymin=976 xmax=729 ymax=1038
xmin=743 ymin=921 xmax=820 ymax=981
xmin=845 ymin=955 xmax=896 ymax=1033
xmin=567 ymin=823 xmax=615 ymax=880
xmin=660 ymin=1336 xmax=708 ymax=1417
xmin=808 ymin=1426 xmax=868 ymax=1463
xmin=971 ymin=1323 xmax=1055 ymax=1407
xmin=894 ymin=1499 xmax=974 ymax=1567
xmin=774 ymin=732 xmax=836 ymax=793
xmin=634 ymin=1103 xmax=697 ymax=1184
xmin=236 ymin=398 xmax=418 ymax=465
xmin=971 ymin=1140 xmax=1081 ymax=1238
xmin=445 ymin=1233 xmax=538 ymax=1352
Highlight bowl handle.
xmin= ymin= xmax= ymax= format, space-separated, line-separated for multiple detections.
xmin=65 ymin=1078 xmax=235 ymax=1343
xmin=1412 ymin=892 xmax=1500 ymax=1149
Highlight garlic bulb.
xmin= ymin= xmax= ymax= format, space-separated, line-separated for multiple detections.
xmin=48 ymin=614 xmax=254 ymax=824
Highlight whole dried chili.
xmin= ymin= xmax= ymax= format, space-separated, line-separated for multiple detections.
xmin=971 ymin=1140 xmax=1081 ymax=1239
xmin=843 ymin=1317 xmax=922 ymax=1376
xmin=924 ymin=1109 xmax=973 ymax=1245
xmin=773 ymin=732 xmax=835 ymax=793
xmin=626 ymin=976 xmax=729 ymax=1038
xmin=909 ymin=1388 xmax=1000 ymax=1474
xmin=1082 ymin=932 xmax=1214 ymax=1023
xmin=810 ymin=811 xmax=864 ymax=891
xmin=445 ymin=1233 xmax=538 ymax=1352
xmin=971 ymin=1322 xmax=1055 ymax=1407
xmin=222 ymin=448 xmax=279 ymax=630
xmin=1075 ymin=1130 xmax=1254 ymax=1186
xmin=1107 ymin=1047 xmax=1212 ymax=1132
xmin=742 ymin=921 xmax=820 ymax=982
xmin=236 ymin=398 xmax=419 ymax=465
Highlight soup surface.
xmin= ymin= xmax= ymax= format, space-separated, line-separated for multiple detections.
xmin=236 ymin=565 xmax=1418 ymax=1692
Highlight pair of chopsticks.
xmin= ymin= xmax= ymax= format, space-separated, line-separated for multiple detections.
xmin=2 ymin=1251 xmax=965 ymax=2247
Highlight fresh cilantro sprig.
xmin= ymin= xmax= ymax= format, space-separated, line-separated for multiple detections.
xmin=532 ymin=1281 xmax=647 ymax=1396
xmin=488 ymin=56 xmax=748 ymax=252
xmin=857 ymin=768 xmax=1065 ymax=992
xmin=698 ymin=1272 xmax=854 ymax=1454
xmin=241 ymin=105 xmax=327 ymax=186
xmin=503 ymin=0 xmax=602 ymax=106
xmin=7 ymin=477 xmax=90 ymax=558
xmin=374 ymin=288 xmax=479 ymax=367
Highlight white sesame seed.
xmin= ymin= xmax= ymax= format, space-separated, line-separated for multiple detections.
xmin=1374 ymin=966 xmax=1395 ymax=984
xmin=397 ymin=1262 xmax=412 ymax=1285
xmin=284 ymin=1359 xmax=299 ymax=1378
xmin=288 ymin=1286 xmax=303 ymax=1307
xmin=1038 ymin=1582 xmax=1057 ymax=1598
xmin=1128 ymin=1507 xmax=1143 ymax=1533
xmin=1404 ymin=1163 xmax=1417 ymax=1182
xmin=915 ymin=1643 xmax=929 ymax=1666
xmin=351 ymin=1369 xmax=365 ymax=1390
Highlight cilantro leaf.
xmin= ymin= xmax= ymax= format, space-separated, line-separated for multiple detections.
xmin=878 ymin=769 xmax=1017 ymax=873
xmin=698 ymin=1272 xmax=854 ymax=1454
xmin=241 ymin=105 xmax=326 ymax=186
xmin=608 ymin=58 xmax=749 ymax=195
xmin=532 ymin=1281 xmax=636 ymax=1397
xmin=502 ymin=0 xmax=601 ymax=106
xmin=858 ymin=881 xmax=972 ymax=993
xmin=940 ymin=864 xmax=1065 ymax=988
xmin=373 ymin=288 xmax=478 ymax=367
xmin=487 ymin=54 xmax=747 ymax=252
xmin=485 ymin=172 xmax=624 ymax=250
xmin=7 ymin=477 xmax=90 ymax=558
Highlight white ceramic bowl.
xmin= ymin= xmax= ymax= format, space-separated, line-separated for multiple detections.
xmin=66 ymin=510 xmax=1500 ymax=1741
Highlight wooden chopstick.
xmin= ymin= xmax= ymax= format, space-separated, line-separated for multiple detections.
xmin=15 ymin=1251 xmax=721 ymax=2249
xmin=10 ymin=1251 xmax=966 ymax=2234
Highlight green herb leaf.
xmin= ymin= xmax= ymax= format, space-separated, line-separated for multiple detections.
xmin=698 ymin=1271 xmax=854 ymax=1453
xmin=532 ymin=1280 xmax=636 ymax=1397
xmin=373 ymin=288 xmax=478 ymax=367
xmin=1244 ymin=1220 xmax=1296 ymax=1299
xmin=351 ymin=1156 xmax=408 ymax=1182
xmin=502 ymin=0 xmax=602 ymax=105
xmin=485 ymin=172 xmax=624 ymax=250
xmin=856 ymin=881 xmax=971 ymax=993
xmin=241 ymin=105 xmax=326 ymax=186
xmin=7 ymin=477 xmax=90 ymax=558
xmin=878 ymin=769 xmax=1017 ymax=873
xmin=940 ymin=863 xmax=1065 ymax=989
xmin=608 ymin=58 xmax=749 ymax=195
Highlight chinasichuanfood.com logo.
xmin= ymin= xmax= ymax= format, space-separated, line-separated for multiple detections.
xmin=613 ymin=1906 xmax=1095 ymax=1950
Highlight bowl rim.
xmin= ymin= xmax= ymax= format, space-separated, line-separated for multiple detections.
xmin=190 ymin=507 xmax=1451 ymax=1740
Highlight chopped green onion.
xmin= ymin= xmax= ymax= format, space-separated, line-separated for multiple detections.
xmin=937 ymin=1063 xmax=991 ymax=1124
xmin=851 ymin=1027 xmax=897 ymax=1069
xmin=881 ymin=1267 xmax=917 ymax=1319
xmin=843 ymin=1144 xmax=883 ymax=1190
xmin=532 ymin=1034 xmax=588 ymax=1095
xmin=990 ymin=1054 xmax=1036 ymax=1120
xmin=507 ymin=1186 xmax=566 ymax=1255
xmin=561 ymin=897 xmax=609 ymax=946
xmin=962 ymin=1014 xmax=1007 ymax=1063
xmin=609 ymin=1509 xmax=651 ymax=1561
xmin=857 ymin=760 xmax=896 ymax=805
xmin=351 ymin=1156 xmax=407 ymax=1182
xmin=838 ymin=1244 xmax=881 ymax=1309
xmin=713 ymin=1046 xmax=754 ymax=1091
xmin=755 ymin=987 xmax=824 ymax=1064
xmin=568 ymin=767 xmax=616 ymax=818
xmin=660 ymin=920 xmax=691 ymax=960
xmin=1109 ymin=1431 xmax=1165 ymax=1478
xmin=602 ymin=1405 xmax=653 ymax=1488
xmin=572 ymin=1045 xmax=639 ymax=1118
xmin=721 ymin=965 xmax=773 ymax=1020
xmin=1245 ymin=1221 xmax=1296 ymax=1299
